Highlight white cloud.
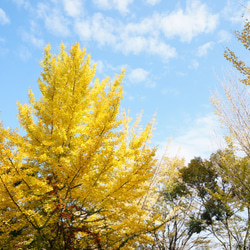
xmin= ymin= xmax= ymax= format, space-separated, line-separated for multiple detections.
xmin=115 ymin=35 xmax=148 ymax=55
xmin=84 ymin=9 xmax=179 ymax=59
xmin=19 ymin=46 xmax=32 ymax=61
xmin=218 ymin=29 xmax=232 ymax=43
xmin=121 ymin=0 xmax=218 ymax=43
xmin=115 ymin=35 xmax=176 ymax=60
xmin=146 ymin=0 xmax=161 ymax=5
xmin=128 ymin=68 xmax=149 ymax=83
xmin=28 ymin=35 xmax=44 ymax=48
xmin=95 ymin=60 xmax=105 ymax=74
xmin=123 ymin=17 xmax=158 ymax=37
xmin=45 ymin=13 xmax=70 ymax=36
xmin=189 ymin=59 xmax=199 ymax=70
xmin=127 ymin=68 xmax=157 ymax=88
xmin=91 ymin=13 xmax=117 ymax=46
xmin=197 ymin=41 xmax=214 ymax=57
xmin=148 ymin=38 xmax=177 ymax=59
xmin=63 ymin=0 xmax=82 ymax=17
xmin=104 ymin=0 xmax=219 ymax=56
xmin=92 ymin=0 xmax=134 ymax=14
xmin=12 ymin=0 xmax=31 ymax=9
xmin=29 ymin=20 xmax=43 ymax=36
xmin=37 ymin=3 xmax=70 ymax=37
xmin=74 ymin=13 xmax=176 ymax=59
xmin=222 ymin=0 xmax=250 ymax=23
xmin=159 ymin=113 xmax=226 ymax=163
xmin=92 ymin=0 xmax=110 ymax=9
xmin=25 ymin=0 xmax=217 ymax=60
xmin=75 ymin=13 xmax=116 ymax=46
xmin=21 ymin=31 xmax=44 ymax=48
xmin=159 ymin=0 xmax=219 ymax=42
xmin=74 ymin=20 xmax=92 ymax=41
xmin=113 ymin=0 xmax=134 ymax=14
xmin=0 ymin=8 xmax=10 ymax=25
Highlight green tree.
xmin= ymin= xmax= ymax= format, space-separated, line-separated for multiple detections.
xmin=139 ymin=156 xmax=211 ymax=250
xmin=180 ymin=154 xmax=250 ymax=249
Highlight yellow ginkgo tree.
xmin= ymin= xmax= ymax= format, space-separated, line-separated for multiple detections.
xmin=0 ymin=43 xmax=162 ymax=249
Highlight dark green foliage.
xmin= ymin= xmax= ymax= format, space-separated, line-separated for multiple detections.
xmin=180 ymin=157 xmax=217 ymax=198
xmin=163 ymin=180 xmax=189 ymax=201
xmin=186 ymin=216 xmax=205 ymax=235
xmin=201 ymin=199 xmax=233 ymax=225
xmin=179 ymin=155 xmax=234 ymax=226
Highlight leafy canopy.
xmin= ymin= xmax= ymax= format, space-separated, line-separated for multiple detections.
xmin=0 ymin=43 xmax=160 ymax=249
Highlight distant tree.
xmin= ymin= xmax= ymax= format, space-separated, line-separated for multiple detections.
xmin=211 ymin=149 xmax=250 ymax=250
xmin=0 ymin=43 xmax=161 ymax=249
xmin=180 ymin=154 xmax=250 ymax=250
xmin=142 ymin=153 xmax=250 ymax=250
xmin=138 ymin=156 xmax=211 ymax=250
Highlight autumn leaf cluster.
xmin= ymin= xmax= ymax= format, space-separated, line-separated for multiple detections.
xmin=0 ymin=43 xmax=162 ymax=249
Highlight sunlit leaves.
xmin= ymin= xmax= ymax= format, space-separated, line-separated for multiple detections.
xmin=0 ymin=43 xmax=159 ymax=249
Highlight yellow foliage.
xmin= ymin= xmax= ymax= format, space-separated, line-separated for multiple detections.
xmin=224 ymin=19 xmax=250 ymax=85
xmin=0 ymin=43 xmax=162 ymax=249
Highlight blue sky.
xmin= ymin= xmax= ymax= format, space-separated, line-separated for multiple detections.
xmin=0 ymin=0 xmax=249 ymax=162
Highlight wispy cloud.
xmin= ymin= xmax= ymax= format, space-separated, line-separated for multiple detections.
xmin=63 ymin=0 xmax=83 ymax=17
xmin=20 ymin=19 xmax=44 ymax=49
xmin=12 ymin=0 xmax=31 ymax=10
xmin=74 ymin=11 xmax=177 ymax=59
xmin=158 ymin=0 xmax=218 ymax=42
xmin=158 ymin=113 xmax=226 ymax=163
xmin=127 ymin=67 xmax=156 ymax=88
xmin=37 ymin=2 xmax=70 ymax=37
xmin=128 ymin=68 xmax=149 ymax=83
xmin=189 ymin=59 xmax=199 ymax=70
xmin=217 ymin=29 xmax=232 ymax=43
xmin=0 ymin=8 xmax=10 ymax=25
xmin=21 ymin=30 xmax=44 ymax=48
xmin=115 ymin=35 xmax=177 ymax=60
xmin=145 ymin=0 xmax=161 ymax=6
xmin=222 ymin=0 xmax=250 ymax=23
xmin=92 ymin=0 xmax=134 ymax=14
xmin=197 ymin=41 xmax=214 ymax=57
xmin=19 ymin=46 xmax=32 ymax=61
xmin=13 ymin=0 xmax=219 ymax=60
xmin=75 ymin=13 xmax=117 ymax=46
